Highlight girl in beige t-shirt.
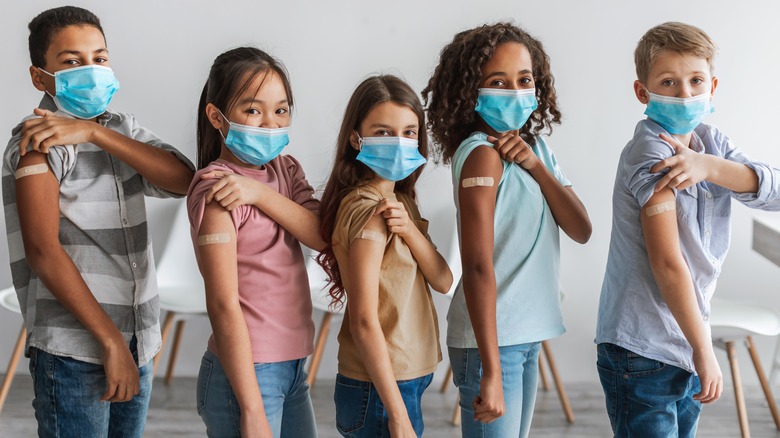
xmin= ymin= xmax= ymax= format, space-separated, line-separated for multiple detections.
xmin=318 ymin=75 xmax=453 ymax=438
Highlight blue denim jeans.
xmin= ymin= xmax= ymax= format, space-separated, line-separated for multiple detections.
xmin=333 ymin=372 xmax=433 ymax=437
xmin=29 ymin=337 xmax=153 ymax=438
xmin=597 ymin=343 xmax=702 ymax=438
xmin=449 ymin=342 xmax=541 ymax=438
xmin=197 ymin=349 xmax=317 ymax=438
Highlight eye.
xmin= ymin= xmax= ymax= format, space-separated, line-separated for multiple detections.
xmin=661 ymin=79 xmax=675 ymax=87
xmin=374 ymin=129 xmax=390 ymax=136
xmin=520 ymin=77 xmax=533 ymax=85
xmin=246 ymin=108 xmax=260 ymax=115
xmin=94 ymin=57 xmax=108 ymax=64
xmin=404 ymin=129 xmax=418 ymax=137
xmin=489 ymin=79 xmax=506 ymax=87
xmin=64 ymin=59 xmax=80 ymax=66
xmin=276 ymin=107 xmax=289 ymax=115
xmin=691 ymin=77 xmax=704 ymax=86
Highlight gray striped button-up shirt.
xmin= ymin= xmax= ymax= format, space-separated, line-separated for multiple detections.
xmin=2 ymin=95 xmax=194 ymax=366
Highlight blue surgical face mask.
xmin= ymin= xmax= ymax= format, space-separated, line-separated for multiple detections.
xmin=217 ymin=110 xmax=289 ymax=166
xmin=475 ymin=88 xmax=538 ymax=133
xmin=40 ymin=65 xmax=120 ymax=119
xmin=644 ymin=90 xmax=714 ymax=135
xmin=355 ymin=135 xmax=426 ymax=182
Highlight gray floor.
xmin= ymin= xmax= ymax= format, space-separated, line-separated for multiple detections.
xmin=1 ymin=374 xmax=780 ymax=437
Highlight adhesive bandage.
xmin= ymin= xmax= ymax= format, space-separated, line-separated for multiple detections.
xmin=357 ymin=229 xmax=384 ymax=242
xmin=646 ymin=201 xmax=676 ymax=216
xmin=197 ymin=233 xmax=231 ymax=246
xmin=14 ymin=163 xmax=49 ymax=179
xmin=462 ymin=177 xmax=495 ymax=188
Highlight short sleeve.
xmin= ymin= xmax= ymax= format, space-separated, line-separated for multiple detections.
xmin=532 ymin=137 xmax=571 ymax=187
xmin=4 ymin=119 xmax=76 ymax=183
xmin=333 ymin=189 xmax=389 ymax=247
xmin=624 ymin=131 xmax=676 ymax=208
xmin=186 ymin=165 xmax=248 ymax=236
xmin=281 ymin=154 xmax=320 ymax=214
xmin=128 ymin=114 xmax=195 ymax=199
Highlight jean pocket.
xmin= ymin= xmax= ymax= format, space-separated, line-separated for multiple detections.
xmin=626 ymin=352 xmax=667 ymax=376
xmin=334 ymin=375 xmax=370 ymax=434
xmin=448 ymin=347 xmax=469 ymax=386
xmin=28 ymin=347 xmax=38 ymax=374
xmin=196 ymin=356 xmax=213 ymax=414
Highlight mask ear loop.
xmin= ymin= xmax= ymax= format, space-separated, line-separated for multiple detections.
xmin=215 ymin=108 xmax=232 ymax=143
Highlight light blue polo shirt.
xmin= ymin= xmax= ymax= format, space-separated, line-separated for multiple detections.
xmin=447 ymin=132 xmax=570 ymax=348
xmin=596 ymin=119 xmax=780 ymax=373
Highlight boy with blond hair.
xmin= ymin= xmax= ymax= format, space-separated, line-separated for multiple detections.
xmin=596 ymin=22 xmax=780 ymax=437
xmin=3 ymin=6 xmax=193 ymax=437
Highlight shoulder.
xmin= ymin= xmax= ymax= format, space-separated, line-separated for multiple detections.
xmin=623 ymin=119 xmax=676 ymax=165
xmin=187 ymin=161 xmax=233 ymax=200
xmin=275 ymin=153 xmax=308 ymax=179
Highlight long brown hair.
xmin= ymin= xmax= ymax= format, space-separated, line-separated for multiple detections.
xmin=196 ymin=47 xmax=294 ymax=169
xmin=422 ymin=22 xmax=562 ymax=163
xmin=317 ymin=75 xmax=428 ymax=308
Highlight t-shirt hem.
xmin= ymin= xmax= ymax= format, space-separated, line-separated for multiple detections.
xmin=338 ymin=362 xmax=440 ymax=382
xmin=447 ymin=326 xmax=565 ymax=349
xmin=26 ymin=342 xmax=103 ymax=365
xmin=594 ymin=337 xmax=695 ymax=374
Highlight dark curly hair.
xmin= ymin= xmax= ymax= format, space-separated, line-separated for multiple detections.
xmin=422 ymin=22 xmax=562 ymax=163
xmin=317 ymin=75 xmax=428 ymax=309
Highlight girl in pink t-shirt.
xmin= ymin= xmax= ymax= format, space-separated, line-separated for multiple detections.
xmin=187 ymin=47 xmax=323 ymax=438
xmin=318 ymin=75 xmax=453 ymax=438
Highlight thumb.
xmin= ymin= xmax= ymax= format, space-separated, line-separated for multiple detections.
xmin=658 ymin=133 xmax=683 ymax=152
xmin=33 ymin=108 xmax=54 ymax=117
xmin=373 ymin=200 xmax=390 ymax=216
xmin=486 ymin=135 xmax=498 ymax=144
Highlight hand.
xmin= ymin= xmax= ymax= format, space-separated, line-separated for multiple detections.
xmin=651 ymin=133 xmax=710 ymax=192
xmin=473 ymin=374 xmax=505 ymax=423
xmin=100 ymin=338 xmax=140 ymax=402
xmin=388 ymin=416 xmax=417 ymax=438
xmin=19 ymin=108 xmax=97 ymax=156
xmin=202 ymin=171 xmax=266 ymax=211
xmin=692 ymin=345 xmax=723 ymax=404
xmin=487 ymin=133 xmax=539 ymax=170
xmin=239 ymin=413 xmax=274 ymax=438
xmin=374 ymin=198 xmax=413 ymax=238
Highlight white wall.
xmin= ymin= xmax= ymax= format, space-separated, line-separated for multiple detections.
xmin=2 ymin=0 xmax=780 ymax=389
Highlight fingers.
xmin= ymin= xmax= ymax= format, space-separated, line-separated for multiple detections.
xmin=205 ymin=178 xmax=231 ymax=203
xmin=694 ymin=378 xmax=722 ymax=404
xmin=200 ymin=170 xmax=231 ymax=180
xmin=472 ymin=399 xmax=503 ymax=423
xmin=33 ymin=108 xmax=54 ymax=117
xmin=659 ymin=133 xmax=684 ymax=151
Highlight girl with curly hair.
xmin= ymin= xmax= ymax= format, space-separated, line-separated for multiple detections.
xmin=423 ymin=22 xmax=592 ymax=437
xmin=318 ymin=75 xmax=452 ymax=438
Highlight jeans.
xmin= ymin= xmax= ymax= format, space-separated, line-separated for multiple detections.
xmin=333 ymin=372 xmax=433 ymax=437
xmin=29 ymin=337 xmax=153 ymax=438
xmin=449 ymin=342 xmax=541 ymax=438
xmin=197 ymin=349 xmax=317 ymax=438
xmin=597 ymin=343 xmax=702 ymax=438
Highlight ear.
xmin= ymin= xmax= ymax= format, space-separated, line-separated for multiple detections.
xmin=634 ymin=80 xmax=650 ymax=104
xmin=710 ymin=76 xmax=718 ymax=98
xmin=349 ymin=131 xmax=361 ymax=150
xmin=204 ymin=103 xmax=225 ymax=130
xmin=29 ymin=66 xmax=48 ymax=92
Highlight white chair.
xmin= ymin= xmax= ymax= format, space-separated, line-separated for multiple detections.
xmin=152 ymin=201 xmax=208 ymax=385
xmin=710 ymin=296 xmax=780 ymax=438
xmin=0 ymin=286 xmax=25 ymax=415
xmin=305 ymin=254 xmax=345 ymax=388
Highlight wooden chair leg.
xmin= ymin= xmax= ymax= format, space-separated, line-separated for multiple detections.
xmin=746 ymin=336 xmax=780 ymax=430
xmin=452 ymin=392 xmax=461 ymax=426
xmin=164 ymin=320 xmax=186 ymax=386
xmin=538 ymin=351 xmax=550 ymax=391
xmin=726 ymin=341 xmax=750 ymax=438
xmin=440 ymin=366 xmax=452 ymax=393
xmin=154 ymin=311 xmax=176 ymax=376
xmin=0 ymin=326 xmax=26 ymax=415
xmin=542 ymin=340 xmax=575 ymax=424
xmin=307 ymin=312 xmax=332 ymax=388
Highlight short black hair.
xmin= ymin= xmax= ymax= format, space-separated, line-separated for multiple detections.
xmin=28 ymin=6 xmax=105 ymax=68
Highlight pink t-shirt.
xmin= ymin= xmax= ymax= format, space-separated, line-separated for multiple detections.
xmin=187 ymin=156 xmax=318 ymax=363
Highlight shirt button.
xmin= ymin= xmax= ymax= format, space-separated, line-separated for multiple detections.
xmin=122 ymin=218 xmax=128 ymax=225
xmin=116 ymin=175 xmax=121 ymax=182
xmin=132 ymin=262 xmax=137 ymax=269
xmin=705 ymin=192 xmax=712 ymax=199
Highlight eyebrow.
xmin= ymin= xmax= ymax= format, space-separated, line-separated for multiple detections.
xmin=654 ymin=70 xmax=707 ymax=77
xmin=484 ymin=69 xmax=533 ymax=79
xmin=56 ymin=48 xmax=108 ymax=57
xmin=238 ymin=97 xmax=288 ymax=105
xmin=368 ymin=123 xmax=419 ymax=129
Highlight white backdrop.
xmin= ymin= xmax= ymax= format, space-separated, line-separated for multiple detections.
xmin=1 ymin=0 xmax=780 ymax=390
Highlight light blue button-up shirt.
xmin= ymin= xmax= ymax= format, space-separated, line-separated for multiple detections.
xmin=595 ymin=119 xmax=780 ymax=373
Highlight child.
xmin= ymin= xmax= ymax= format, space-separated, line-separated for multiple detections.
xmin=317 ymin=75 xmax=453 ymax=438
xmin=188 ymin=46 xmax=323 ymax=438
xmin=596 ymin=22 xmax=780 ymax=437
xmin=2 ymin=6 xmax=195 ymax=437
xmin=423 ymin=22 xmax=591 ymax=437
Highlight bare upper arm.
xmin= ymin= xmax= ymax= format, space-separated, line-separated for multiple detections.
xmin=640 ymin=188 xmax=682 ymax=267
xmin=196 ymin=201 xmax=239 ymax=305
xmin=346 ymin=214 xmax=387 ymax=321
xmin=458 ymin=146 xmax=503 ymax=269
xmin=15 ymin=152 xmax=60 ymax=256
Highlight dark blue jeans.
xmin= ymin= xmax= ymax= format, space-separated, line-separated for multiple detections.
xmin=597 ymin=343 xmax=702 ymax=438
xmin=29 ymin=337 xmax=153 ymax=438
xmin=333 ymin=373 xmax=433 ymax=438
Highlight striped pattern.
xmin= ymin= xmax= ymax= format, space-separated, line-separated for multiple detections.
xmin=2 ymin=95 xmax=194 ymax=366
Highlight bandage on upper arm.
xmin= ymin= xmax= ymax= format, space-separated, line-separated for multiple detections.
xmin=197 ymin=233 xmax=231 ymax=245
xmin=462 ymin=176 xmax=495 ymax=188
xmin=645 ymin=201 xmax=676 ymax=216
xmin=357 ymin=229 xmax=384 ymax=242
xmin=15 ymin=163 xmax=49 ymax=179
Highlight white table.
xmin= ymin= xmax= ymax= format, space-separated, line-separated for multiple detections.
xmin=753 ymin=217 xmax=780 ymax=389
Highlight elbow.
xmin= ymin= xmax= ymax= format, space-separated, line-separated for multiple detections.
xmin=430 ymin=269 xmax=454 ymax=294
xmin=349 ymin=314 xmax=380 ymax=343
xmin=24 ymin=241 xmax=60 ymax=274
xmin=308 ymin=237 xmax=328 ymax=253
xmin=462 ymin=260 xmax=493 ymax=285
xmin=571 ymin=223 xmax=593 ymax=244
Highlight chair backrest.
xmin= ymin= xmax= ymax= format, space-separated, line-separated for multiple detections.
xmin=156 ymin=201 xmax=204 ymax=291
xmin=305 ymin=250 xmax=343 ymax=315
xmin=445 ymin=225 xmax=462 ymax=297
xmin=0 ymin=286 xmax=20 ymax=314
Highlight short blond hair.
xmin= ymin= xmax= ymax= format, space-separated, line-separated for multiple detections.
xmin=635 ymin=22 xmax=716 ymax=83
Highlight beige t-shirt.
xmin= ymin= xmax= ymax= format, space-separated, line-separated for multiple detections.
xmin=333 ymin=185 xmax=441 ymax=381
